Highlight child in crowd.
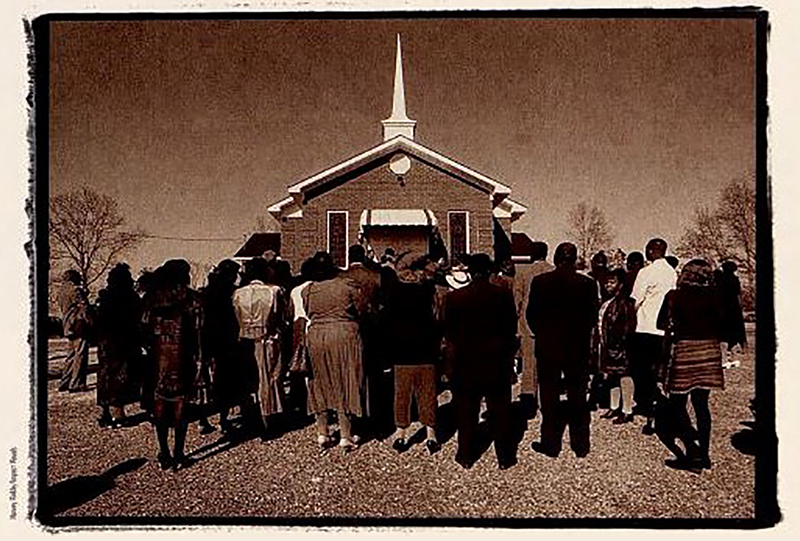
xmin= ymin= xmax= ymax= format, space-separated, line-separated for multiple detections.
xmin=596 ymin=269 xmax=637 ymax=424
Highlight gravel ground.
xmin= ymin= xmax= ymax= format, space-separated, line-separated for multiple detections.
xmin=42 ymin=327 xmax=756 ymax=521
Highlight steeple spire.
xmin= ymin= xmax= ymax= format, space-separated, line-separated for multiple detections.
xmin=382 ymin=34 xmax=416 ymax=141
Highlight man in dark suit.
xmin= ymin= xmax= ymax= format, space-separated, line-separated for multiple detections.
xmin=342 ymin=244 xmax=381 ymax=315
xmin=527 ymin=242 xmax=599 ymax=458
xmin=445 ymin=253 xmax=519 ymax=470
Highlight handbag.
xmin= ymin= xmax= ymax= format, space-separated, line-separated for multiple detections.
xmin=288 ymin=344 xmax=310 ymax=375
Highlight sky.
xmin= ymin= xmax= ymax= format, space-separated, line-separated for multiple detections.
xmin=48 ymin=16 xmax=756 ymax=275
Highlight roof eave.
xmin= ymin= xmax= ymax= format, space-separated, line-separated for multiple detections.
xmin=281 ymin=135 xmax=513 ymax=203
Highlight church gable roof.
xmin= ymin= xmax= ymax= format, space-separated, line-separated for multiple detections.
xmin=278 ymin=135 xmax=511 ymax=212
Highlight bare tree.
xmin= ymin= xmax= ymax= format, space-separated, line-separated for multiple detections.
xmin=49 ymin=187 xmax=145 ymax=288
xmin=566 ymin=202 xmax=614 ymax=263
xmin=250 ymin=214 xmax=280 ymax=234
xmin=676 ymin=177 xmax=756 ymax=288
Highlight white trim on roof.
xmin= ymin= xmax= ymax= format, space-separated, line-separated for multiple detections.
xmin=493 ymin=198 xmax=528 ymax=222
xmin=268 ymin=196 xmax=303 ymax=220
xmin=284 ymin=135 xmax=512 ymax=204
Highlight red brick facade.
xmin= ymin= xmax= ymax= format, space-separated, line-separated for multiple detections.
xmin=278 ymin=154 xmax=495 ymax=271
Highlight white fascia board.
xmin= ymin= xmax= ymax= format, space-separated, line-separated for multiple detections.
xmin=268 ymin=196 xmax=303 ymax=220
xmin=284 ymin=135 xmax=513 ymax=202
xmin=287 ymin=137 xmax=401 ymax=196
xmin=402 ymin=138 xmax=512 ymax=198
xmin=494 ymin=198 xmax=528 ymax=222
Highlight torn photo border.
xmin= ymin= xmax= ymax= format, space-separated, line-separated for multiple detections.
xmin=20 ymin=4 xmax=778 ymax=530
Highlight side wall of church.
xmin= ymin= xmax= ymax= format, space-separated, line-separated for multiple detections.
xmin=278 ymin=154 xmax=495 ymax=271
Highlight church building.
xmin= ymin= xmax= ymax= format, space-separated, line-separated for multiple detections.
xmin=262 ymin=36 xmax=528 ymax=270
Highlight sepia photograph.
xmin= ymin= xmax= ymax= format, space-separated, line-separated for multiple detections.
xmin=25 ymin=7 xmax=777 ymax=528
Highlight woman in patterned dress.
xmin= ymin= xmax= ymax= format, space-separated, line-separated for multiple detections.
xmin=657 ymin=258 xmax=725 ymax=471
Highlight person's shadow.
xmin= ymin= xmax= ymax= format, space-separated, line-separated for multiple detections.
xmin=180 ymin=419 xmax=262 ymax=469
xmin=39 ymin=457 xmax=147 ymax=518
xmin=435 ymin=397 xmax=528 ymax=467
xmin=731 ymin=420 xmax=757 ymax=456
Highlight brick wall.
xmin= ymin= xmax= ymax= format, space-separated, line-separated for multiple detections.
xmin=279 ymin=154 xmax=495 ymax=271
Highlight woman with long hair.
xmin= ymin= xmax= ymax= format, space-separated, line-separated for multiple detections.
xmin=657 ymin=258 xmax=725 ymax=471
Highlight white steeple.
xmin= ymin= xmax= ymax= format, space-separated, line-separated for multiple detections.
xmin=382 ymin=34 xmax=416 ymax=141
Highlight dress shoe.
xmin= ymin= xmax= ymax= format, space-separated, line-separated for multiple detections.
xmin=573 ymin=447 xmax=590 ymax=458
xmin=498 ymin=457 xmax=517 ymax=470
xmin=665 ymin=457 xmax=701 ymax=473
xmin=97 ymin=416 xmax=112 ymax=428
xmin=455 ymin=455 xmax=474 ymax=470
xmin=172 ymin=454 xmax=191 ymax=471
xmin=530 ymin=441 xmax=560 ymax=458
xmin=642 ymin=423 xmax=656 ymax=436
xmin=157 ymin=453 xmax=173 ymax=471
xmin=613 ymin=413 xmax=634 ymax=425
xmin=199 ymin=423 xmax=216 ymax=435
xmin=339 ymin=438 xmax=359 ymax=455
xmin=697 ymin=456 xmax=712 ymax=470
xmin=425 ymin=439 xmax=441 ymax=455
xmin=392 ymin=438 xmax=408 ymax=453
xmin=601 ymin=408 xmax=621 ymax=419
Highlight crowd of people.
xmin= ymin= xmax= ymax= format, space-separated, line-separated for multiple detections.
xmin=55 ymin=237 xmax=748 ymax=473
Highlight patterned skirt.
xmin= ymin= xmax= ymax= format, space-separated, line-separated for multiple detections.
xmin=666 ymin=339 xmax=724 ymax=394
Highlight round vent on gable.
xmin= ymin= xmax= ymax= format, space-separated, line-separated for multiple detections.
xmin=389 ymin=153 xmax=412 ymax=176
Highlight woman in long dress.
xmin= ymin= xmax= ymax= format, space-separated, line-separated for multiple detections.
xmin=232 ymin=257 xmax=287 ymax=440
xmin=141 ymin=260 xmax=202 ymax=471
xmin=95 ymin=263 xmax=143 ymax=428
xmin=302 ymin=252 xmax=364 ymax=453
xmin=201 ymin=260 xmax=241 ymax=434
xmin=657 ymin=259 xmax=725 ymax=471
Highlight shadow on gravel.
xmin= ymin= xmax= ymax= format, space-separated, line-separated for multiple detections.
xmin=731 ymin=420 xmax=757 ymax=456
xmin=118 ymin=411 xmax=150 ymax=429
xmin=40 ymin=457 xmax=147 ymax=517
xmin=183 ymin=426 xmax=260 ymax=468
xmin=435 ymin=398 xmax=528 ymax=465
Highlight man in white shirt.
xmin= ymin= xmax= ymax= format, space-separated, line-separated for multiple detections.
xmin=629 ymin=238 xmax=677 ymax=435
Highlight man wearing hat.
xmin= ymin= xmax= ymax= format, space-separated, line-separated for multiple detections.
xmin=444 ymin=253 xmax=519 ymax=470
